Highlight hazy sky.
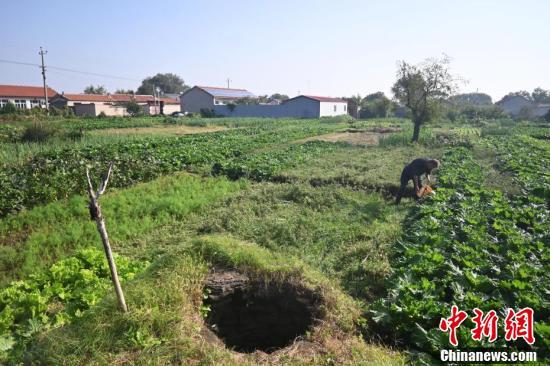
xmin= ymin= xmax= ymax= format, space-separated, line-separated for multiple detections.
xmin=1 ymin=0 xmax=548 ymax=101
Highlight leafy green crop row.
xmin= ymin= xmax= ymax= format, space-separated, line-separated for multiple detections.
xmin=485 ymin=135 xmax=549 ymax=201
xmin=0 ymin=248 xmax=148 ymax=361
xmin=212 ymin=141 xmax=343 ymax=181
xmin=370 ymin=147 xmax=549 ymax=362
xmin=0 ymin=121 xmax=341 ymax=217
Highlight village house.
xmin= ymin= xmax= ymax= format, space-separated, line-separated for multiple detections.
xmin=180 ymin=86 xmax=257 ymax=113
xmin=0 ymin=84 xmax=57 ymax=109
xmin=181 ymin=85 xmax=348 ymax=118
xmin=50 ymin=93 xmax=180 ymax=116
xmin=213 ymin=94 xmax=348 ymax=118
xmin=284 ymin=95 xmax=348 ymax=118
xmin=496 ymin=95 xmax=550 ymax=118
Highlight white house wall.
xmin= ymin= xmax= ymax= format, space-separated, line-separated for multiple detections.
xmin=319 ymin=101 xmax=347 ymax=117
xmin=180 ymin=87 xmax=214 ymax=113
xmin=160 ymin=104 xmax=181 ymax=115
xmin=0 ymin=97 xmax=46 ymax=109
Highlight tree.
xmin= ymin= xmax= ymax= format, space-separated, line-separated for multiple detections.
xmin=126 ymin=101 xmax=142 ymax=116
xmin=363 ymin=91 xmax=386 ymax=103
xmin=269 ymin=93 xmax=289 ymax=102
xmin=136 ymin=73 xmax=188 ymax=95
xmin=346 ymin=94 xmax=362 ymax=106
xmin=115 ymin=89 xmax=134 ymax=94
xmin=360 ymin=92 xmax=394 ymax=118
xmin=450 ymin=93 xmax=492 ymax=106
xmin=84 ymin=85 xmax=107 ymax=94
xmin=257 ymin=95 xmax=270 ymax=104
xmin=392 ymin=55 xmax=457 ymax=142
xmin=503 ymin=90 xmax=533 ymax=102
xmin=531 ymin=87 xmax=550 ymax=104
xmin=234 ymin=97 xmax=258 ymax=105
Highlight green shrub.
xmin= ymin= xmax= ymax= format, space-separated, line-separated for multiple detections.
xmin=20 ymin=123 xmax=58 ymax=143
xmin=126 ymin=101 xmax=143 ymax=116
xmin=65 ymin=127 xmax=85 ymax=141
xmin=200 ymin=108 xmax=215 ymax=117
xmin=163 ymin=116 xmax=179 ymax=124
xmin=0 ymin=125 xmax=23 ymax=143
xmin=48 ymin=106 xmax=64 ymax=116
xmin=0 ymin=102 xmax=18 ymax=115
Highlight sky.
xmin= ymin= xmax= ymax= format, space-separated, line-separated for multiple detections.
xmin=1 ymin=0 xmax=549 ymax=102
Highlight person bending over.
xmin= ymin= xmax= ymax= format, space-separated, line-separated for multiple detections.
xmin=395 ymin=158 xmax=440 ymax=204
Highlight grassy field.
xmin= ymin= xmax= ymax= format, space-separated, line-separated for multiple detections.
xmin=0 ymin=115 xmax=547 ymax=364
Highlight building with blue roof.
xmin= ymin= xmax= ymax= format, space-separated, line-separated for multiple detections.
xmin=180 ymin=85 xmax=257 ymax=113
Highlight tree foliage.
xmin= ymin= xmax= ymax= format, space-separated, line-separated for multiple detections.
xmin=126 ymin=101 xmax=142 ymax=116
xmin=450 ymin=92 xmax=492 ymax=106
xmin=503 ymin=90 xmax=533 ymax=102
xmin=359 ymin=92 xmax=394 ymax=118
xmin=531 ymin=87 xmax=550 ymax=104
xmin=234 ymin=97 xmax=259 ymax=105
xmin=269 ymin=93 xmax=289 ymax=102
xmin=136 ymin=73 xmax=188 ymax=95
xmin=115 ymin=89 xmax=134 ymax=94
xmin=84 ymin=85 xmax=107 ymax=95
xmin=497 ymin=88 xmax=550 ymax=106
xmin=392 ymin=55 xmax=457 ymax=141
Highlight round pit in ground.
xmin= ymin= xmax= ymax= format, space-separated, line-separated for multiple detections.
xmin=203 ymin=270 xmax=322 ymax=354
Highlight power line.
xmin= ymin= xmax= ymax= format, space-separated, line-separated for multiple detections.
xmin=0 ymin=58 xmax=140 ymax=81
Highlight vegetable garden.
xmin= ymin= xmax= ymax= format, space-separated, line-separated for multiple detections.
xmin=0 ymin=116 xmax=548 ymax=364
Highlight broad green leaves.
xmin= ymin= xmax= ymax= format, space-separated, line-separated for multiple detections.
xmin=0 ymin=248 xmax=148 ymax=361
xmin=370 ymin=146 xmax=549 ymax=361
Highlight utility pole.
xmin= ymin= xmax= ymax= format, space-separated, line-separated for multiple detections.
xmin=226 ymin=78 xmax=231 ymax=88
xmin=152 ymin=84 xmax=157 ymax=115
xmin=39 ymin=47 xmax=49 ymax=113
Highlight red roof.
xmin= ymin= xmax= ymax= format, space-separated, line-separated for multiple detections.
xmin=58 ymin=93 xmax=178 ymax=104
xmin=0 ymin=84 xmax=57 ymax=98
xmin=302 ymin=95 xmax=346 ymax=103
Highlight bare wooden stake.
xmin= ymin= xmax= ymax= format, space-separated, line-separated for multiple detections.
xmin=86 ymin=163 xmax=128 ymax=313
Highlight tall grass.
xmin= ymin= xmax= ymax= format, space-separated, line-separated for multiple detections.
xmin=0 ymin=173 xmax=245 ymax=286
xmin=378 ymin=126 xmax=436 ymax=146
xmin=0 ymin=134 xmax=156 ymax=165
xmin=184 ymin=183 xmax=408 ymax=301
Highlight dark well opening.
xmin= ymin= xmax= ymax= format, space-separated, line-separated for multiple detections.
xmin=203 ymin=271 xmax=322 ymax=353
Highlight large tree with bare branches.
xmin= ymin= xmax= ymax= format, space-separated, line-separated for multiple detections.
xmin=392 ymin=55 xmax=457 ymax=142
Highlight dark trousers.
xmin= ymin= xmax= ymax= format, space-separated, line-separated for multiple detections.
xmin=395 ymin=175 xmax=420 ymax=204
